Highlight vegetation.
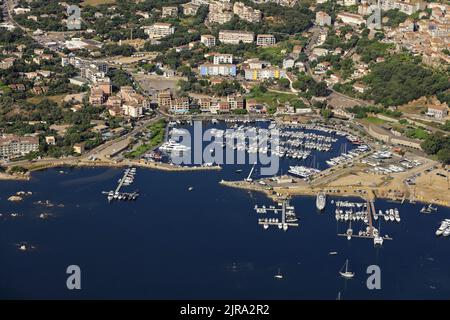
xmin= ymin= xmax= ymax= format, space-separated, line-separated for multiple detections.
xmin=363 ymin=55 xmax=450 ymax=106
xmin=125 ymin=119 xmax=166 ymax=158
xmin=421 ymin=132 xmax=450 ymax=164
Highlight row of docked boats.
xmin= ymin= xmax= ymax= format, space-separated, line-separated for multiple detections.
xmin=159 ymin=139 xmax=191 ymax=153
xmin=374 ymin=208 xmax=401 ymax=223
xmin=335 ymin=209 xmax=369 ymax=223
xmin=325 ymin=145 xmax=370 ymax=167
xmin=288 ymin=165 xmax=320 ymax=179
xmin=435 ymin=219 xmax=450 ymax=237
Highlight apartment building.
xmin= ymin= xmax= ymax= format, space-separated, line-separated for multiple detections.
xmin=256 ymin=34 xmax=276 ymax=46
xmin=144 ymin=23 xmax=175 ymax=39
xmin=199 ymin=64 xmax=237 ymax=76
xmin=201 ymin=34 xmax=216 ymax=47
xmin=337 ymin=12 xmax=366 ymax=26
xmin=0 ymin=135 xmax=39 ymax=159
xmin=233 ymin=2 xmax=262 ymax=23
xmin=316 ymin=11 xmax=332 ymax=26
xmin=213 ymin=53 xmax=233 ymax=64
xmin=219 ymin=30 xmax=254 ymax=44
xmin=161 ymin=6 xmax=178 ymax=18
xmin=170 ymin=97 xmax=190 ymax=113
xmin=182 ymin=2 xmax=201 ymax=16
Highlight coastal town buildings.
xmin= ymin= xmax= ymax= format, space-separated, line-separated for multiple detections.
xmin=316 ymin=11 xmax=332 ymax=27
xmin=201 ymin=35 xmax=216 ymax=47
xmin=233 ymin=2 xmax=262 ymax=23
xmin=143 ymin=23 xmax=175 ymax=39
xmin=219 ymin=30 xmax=255 ymax=44
xmin=161 ymin=6 xmax=178 ymax=18
xmin=256 ymin=34 xmax=276 ymax=46
xmin=427 ymin=105 xmax=449 ymax=119
xmin=0 ymin=135 xmax=39 ymax=159
xmin=199 ymin=63 xmax=237 ymax=76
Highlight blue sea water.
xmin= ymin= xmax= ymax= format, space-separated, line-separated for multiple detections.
xmin=0 ymin=122 xmax=449 ymax=299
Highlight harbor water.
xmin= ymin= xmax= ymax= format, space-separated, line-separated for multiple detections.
xmin=0 ymin=122 xmax=449 ymax=299
xmin=0 ymin=166 xmax=449 ymax=299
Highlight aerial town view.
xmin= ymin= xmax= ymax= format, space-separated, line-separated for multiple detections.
xmin=0 ymin=0 xmax=449 ymax=304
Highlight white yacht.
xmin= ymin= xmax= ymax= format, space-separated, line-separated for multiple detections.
xmin=316 ymin=192 xmax=326 ymax=211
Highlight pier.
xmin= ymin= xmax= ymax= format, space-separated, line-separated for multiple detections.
xmin=102 ymin=167 xmax=139 ymax=202
xmin=254 ymin=198 xmax=299 ymax=231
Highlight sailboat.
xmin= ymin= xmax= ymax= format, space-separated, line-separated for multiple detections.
xmin=339 ymin=259 xmax=355 ymax=279
xmin=245 ymin=163 xmax=256 ymax=182
xmin=274 ymin=268 xmax=283 ymax=279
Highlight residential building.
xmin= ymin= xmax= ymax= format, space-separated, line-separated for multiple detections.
xmin=427 ymin=105 xmax=448 ymax=119
xmin=208 ymin=1 xmax=233 ymax=24
xmin=123 ymin=103 xmax=143 ymax=118
xmin=379 ymin=0 xmax=426 ymax=15
xmin=199 ymin=64 xmax=237 ymax=76
xmin=316 ymin=11 xmax=331 ymax=26
xmin=0 ymin=57 xmax=16 ymax=69
xmin=73 ymin=142 xmax=85 ymax=154
xmin=182 ymin=3 xmax=201 ymax=15
xmin=227 ymin=95 xmax=245 ymax=110
xmin=158 ymin=91 xmax=172 ymax=108
xmin=256 ymin=34 xmax=276 ymax=46
xmin=201 ymin=35 xmax=216 ymax=47
xmin=233 ymin=2 xmax=262 ymax=23
xmin=162 ymin=6 xmax=178 ymax=18
xmin=144 ymin=23 xmax=175 ymax=39
xmin=244 ymin=66 xmax=286 ymax=81
xmin=219 ymin=30 xmax=254 ymax=44
xmin=170 ymin=97 xmax=190 ymax=113
xmin=213 ymin=53 xmax=233 ymax=64
xmin=336 ymin=12 xmax=365 ymax=26
xmin=45 ymin=136 xmax=56 ymax=145
xmin=0 ymin=135 xmax=39 ymax=159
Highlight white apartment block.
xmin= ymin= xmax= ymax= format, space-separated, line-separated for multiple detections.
xmin=256 ymin=34 xmax=276 ymax=46
xmin=337 ymin=12 xmax=365 ymax=26
xmin=219 ymin=30 xmax=254 ymax=44
xmin=213 ymin=53 xmax=233 ymax=64
xmin=316 ymin=11 xmax=332 ymax=26
xmin=233 ymin=2 xmax=262 ymax=23
xmin=162 ymin=6 xmax=178 ymax=18
xmin=343 ymin=0 xmax=358 ymax=6
xmin=380 ymin=0 xmax=426 ymax=15
xmin=144 ymin=23 xmax=175 ymax=39
xmin=0 ymin=135 xmax=39 ymax=159
xmin=201 ymin=34 xmax=216 ymax=47
xmin=123 ymin=103 xmax=143 ymax=118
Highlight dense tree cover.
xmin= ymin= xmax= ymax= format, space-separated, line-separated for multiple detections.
xmin=421 ymin=132 xmax=450 ymax=164
xmin=346 ymin=105 xmax=402 ymax=118
xmin=107 ymin=68 xmax=134 ymax=91
xmin=101 ymin=43 xmax=136 ymax=57
xmin=383 ymin=9 xmax=409 ymax=27
xmin=363 ymin=55 xmax=450 ymax=106
xmin=355 ymin=35 xmax=393 ymax=63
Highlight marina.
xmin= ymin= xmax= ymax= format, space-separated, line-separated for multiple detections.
xmin=103 ymin=167 xmax=139 ymax=202
xmin=254 ymin=197 xmax=299 ymax=231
